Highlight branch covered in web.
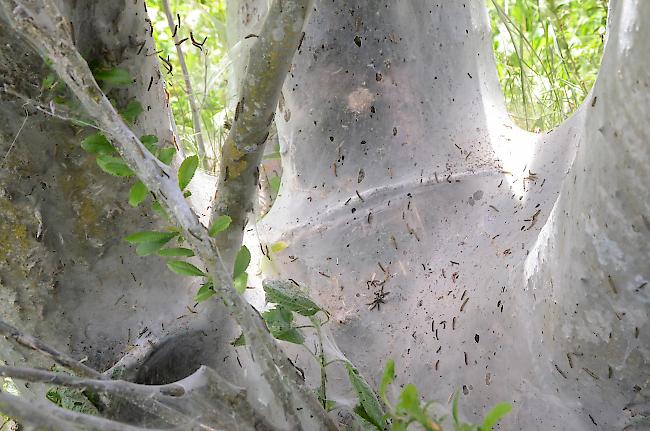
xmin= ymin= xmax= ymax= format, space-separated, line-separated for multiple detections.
xmin=0 ymin=365 xmax=279 ymax=431
xmin=208 ymin=0 xmax=310 ymax=270
xmin=0 ymin=389 xmax=176 ymax=431
xmin=0 ymin=319 xmax=101 ymax=379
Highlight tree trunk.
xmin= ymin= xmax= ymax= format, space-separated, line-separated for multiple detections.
xmin=0 ymin=0 xmax=239 ymax=398
xmin=259 ymin=1 xmax=649 ymax=429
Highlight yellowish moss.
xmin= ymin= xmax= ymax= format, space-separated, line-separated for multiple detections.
xmin=222 ymin=141 xmax=248 ymax=179
xmin=0 ymin=198 xmax=33 ymax=268
xmin=57 ymin=156 xmax=108 ymax=244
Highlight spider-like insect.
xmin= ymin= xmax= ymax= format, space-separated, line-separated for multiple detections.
xmin=367 ymin=287 xmax=390 ymax=311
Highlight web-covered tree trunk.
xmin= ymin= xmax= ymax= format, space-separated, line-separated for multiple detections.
xmin=0 ymin=0 xmax=239 ymax=398
xmin=258 ymin=0 xmax=649 ymax=429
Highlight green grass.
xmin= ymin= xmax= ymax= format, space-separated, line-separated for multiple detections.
xmin=148 ymin=0 xmax=229 ymax=170
xmin=487 ymin=0 xmax=608 ymax=131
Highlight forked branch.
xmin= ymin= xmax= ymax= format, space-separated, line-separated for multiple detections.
xmin=0 ymin=0 xmax=335 ymax=429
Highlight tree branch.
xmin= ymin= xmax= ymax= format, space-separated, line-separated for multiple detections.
xmin=0 ymin=365 xmax=184 ymax=397
xmin=0 ymin=365 xmax=277 ymax=431
xmin=0 ymin=319 xmax=102 ymax=379
xmin=209 ymin=0 xmax=310 ymax=269
xmin=0 ymin=389 xmax=176 ymax=431
xmin=1 ymin=1 xmax=335 ymax=429
xmin=161 ymin=0 xmax=207 ymax=168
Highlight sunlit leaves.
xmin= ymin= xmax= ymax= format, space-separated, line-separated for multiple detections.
xmin=120 ymin=100 xmax=144 ymax=125
xmin=345 ymin=363 xmax=386 ymax=430
xmin=208 ymin=215 xmax=232 ymax=237
xmin=379 ymin=359 xmax=395 ymax=403
xmin=140 ymin=135 xmax=159 ymax=152
xmin=81 ymin=133 xmax=115 ymax=155
xmin=128 ymin=181 xmax=148 ymax=207
xmin=195 ymin=279 xmax=215 ymax=302
xmin=480 ymin=403 xmax=512 ymax=431
xmin=233 ymin=272 xmax=248 ymax=294
xmin=92 ymin=67 xmax=132 ymax=86
xmin=269 ymin=176 xmax=281 ymax=194
xmin=123 ymin=231 xmax=178 ymax=256
xmin=261 ymin=306 xmax=304 ymax=344
xmin=269 ymin=241 xmax=288 ymax=253
xmin=157 ymin=147 xmax=176 ymax=165
xmin=488 ymin=0 xmax=606 ymax=131
xmin=152 ymin=200 xmax=169 ymax=220
xmin=167 ymin=260 xmax=205 ymax=277
xmin=178 ymin=155 xmax=199 ymax=191
xmin=124 ymin=231 xmax=177 ymax=244
xmin=231 ymin=332 xmax=246 ymax=347
xmin=232 ymin=245 xmax=251 ymax=294
xmin=395 ymin=385 xmax=433 ymax=430
xmin=263 ymin=280 xmax=321 ymax=316
xmin=96 ymin=155 xmax=133 ymax=177
xmin=233 ymin=245 xmax=250 ymax=279
xmin=157 ymin=247 xmax=195 ymax=257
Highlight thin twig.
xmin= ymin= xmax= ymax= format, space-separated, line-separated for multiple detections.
xmin=0 ymin=320 xmax=102 ymax=379
xmin=161 ymin=0 xmax=207 ymax=167
xmin=0 ymin=104 xmax=28 ymax=168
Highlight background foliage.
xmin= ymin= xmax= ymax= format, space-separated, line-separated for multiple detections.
xmin=148 ymin=0 xmax=608 ymax=166
xmin=148 ymin=0 xmax=229 ymax=170
xmin=487 ymin=0 xmax=608 ymax=131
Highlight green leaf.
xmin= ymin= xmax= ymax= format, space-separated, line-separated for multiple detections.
xmin=93 ymin=67 xmax=132 ymax=86
xmin=480 ymin=403 xmax=512 ymax=431
xmin=233 ymin=272 xmax=248 ymax=294
xmin=452 ymin=391 xmax=461 ymax=427
xmin=140 ymin=135 xmax=159 ymax=154
xmin=195 ymin=280 xmax=215 ymax=302
xmin=325 ymin=399 xmax=337 ymax=412
xmin=345 ymin=363 xmax=386 ymax=430
xmin=128 ymin=181 xmax=148 ymax=207
xmin=96 ymin=155 xmax=133 ymax=177
xmin=353 ymin=405 xmax=383 ymax=431
xmin=183 ymin=190 xmax=192 ymax=198
xmin=120 ymin=100 xmax=144 ymax=124
xmin=81 ymin=133 xmax=115 ymax=155
xmin=262 ymin=306 xmax=304 ymax=344
xmin=262 ymin=280 xmax=321 ymax=316
xmin=178 ymin=155 xmax=199 ymax=190
xmin=269 ymin=176 xmax=281 ymax=194
xmin=269 ymin=241 xmax=288 ymax=253
xmin=157 ymin=247 xmax=195 ymax=257
xmin=124 ymin=231 xmax=178 ymax=244
xmin=157 ymin=147 xmax=176 ymax=165
xmin=135 ymin=240 xmax=171 ymax=256
xmin=231 ymin=332 xmax=246 ymax=347
xmin=209 ymin=215 xmax=232 ymax=237
xmin=379 ymin=359 xmax=395 ymax=402
xmin=42 ymin=74 xmax=56 ymax=90
xmin=152 ymin=200 xmax=169 ymax=220
xmin=167 ymin=260 xmax=205 ymax=277
xmin=396 ymin=384 xmax=429 ymax=425
xmin=123 ymin=231 xmax=178 ymax=256
xmin=233 ymin=245 xmax=251 ymax=278
xmin=46 ymin=387 xmax=100 ymax=415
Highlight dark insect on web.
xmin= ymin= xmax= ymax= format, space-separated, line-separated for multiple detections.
xmin=367 ymin=286 xmax=389 ymax=311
